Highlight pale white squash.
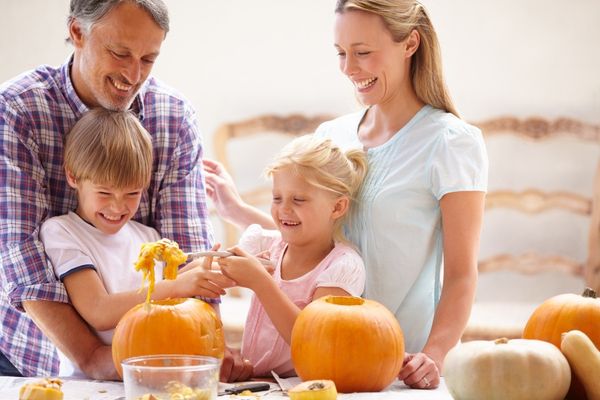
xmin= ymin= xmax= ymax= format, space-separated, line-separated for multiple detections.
xmin=443 ymin=338 xmax=570 ymax=400
xmin=561 ymin=330 xmax=600 ymax=400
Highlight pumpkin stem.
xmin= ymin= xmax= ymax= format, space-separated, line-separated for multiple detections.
xmin=582 ymin=287 xmax=597 ymax=298
xmin=494 ymin=337 xmax=509 ymax=345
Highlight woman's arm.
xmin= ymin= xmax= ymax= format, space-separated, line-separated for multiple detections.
xmin=424 ymin=191 xmax=484 ymax=365
xmin=399 ymin=191 xmax=484 ymax=388
xmin=203 ymin=159 xmax=276 ymax=230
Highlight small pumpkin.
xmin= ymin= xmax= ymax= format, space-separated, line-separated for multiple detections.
xmin=561 ymin=330 xmax=600 ymax=400
xmin=523 ymin=287 xmax=600 ymax=399
xmin=288 ymin=380 xmax=337 ymax=400
xmin=111 ymin=298 xmax=225 ymax=377
xmin=443 ymin=338 xmax=570 ymax=400
xmin=523 ymin=288 xmax=600 ymax=348
xmin=290 ymin=296 xmax=404 ymax=393
xmin=19 ymin=378 xmax=63 ymax=400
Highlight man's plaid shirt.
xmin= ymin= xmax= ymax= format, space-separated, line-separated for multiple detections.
xmin=0 ymin=57 xmax=214 ymax=376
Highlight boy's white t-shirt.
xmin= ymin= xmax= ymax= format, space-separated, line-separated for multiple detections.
xmin=40 ymin=211 xmax=162 ymax=375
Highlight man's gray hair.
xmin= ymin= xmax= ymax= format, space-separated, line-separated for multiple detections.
xmin=67 ymin=0 xmax=169 ymax=41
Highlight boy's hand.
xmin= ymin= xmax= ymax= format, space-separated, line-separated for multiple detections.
xmin=176 ymin=267 xmax=236 ymax=298
xmin=176 ymin=244 xmax=237 ymax=297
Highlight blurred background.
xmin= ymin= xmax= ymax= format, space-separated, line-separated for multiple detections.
xmin=2 ymin=0 xmax=600 ymax=343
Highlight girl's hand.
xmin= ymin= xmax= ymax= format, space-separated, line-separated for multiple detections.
xmin=175 ymin=243 xmax=237 ymax=298
xmin=255 ymin=250 xmax=275 ymax=275
xmin=217 ymin=246 xmax=271 ymax=290
xmin=398 ymin=352 xmax=440 ymax=390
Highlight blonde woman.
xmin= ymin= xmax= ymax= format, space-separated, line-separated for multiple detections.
xmin=204 ymin=0 xmax=487 ymax=389
xmin=217 ymin=135 xmax=368 ymax=378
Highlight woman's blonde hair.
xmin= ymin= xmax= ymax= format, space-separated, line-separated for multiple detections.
xmin=266 ymin=135 xmax=368 ymax=242
xmin=336 ymin=0 xmax=459 ymax=117
xmin=64 ymin=108 xmax=153 ymax=189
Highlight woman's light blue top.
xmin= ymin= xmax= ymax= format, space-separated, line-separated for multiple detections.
xmin=315 ymin=105 xmax=488 ymax=352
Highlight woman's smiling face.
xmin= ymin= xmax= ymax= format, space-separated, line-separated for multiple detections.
xmin=334 ymin=9 xmax=410 ymax=107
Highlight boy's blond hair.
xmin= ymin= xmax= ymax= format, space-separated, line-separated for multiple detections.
xmin=266 ymin=135 xmax=368 ymax=242
xmin=64 ymin=108 xmax=153 ymax=188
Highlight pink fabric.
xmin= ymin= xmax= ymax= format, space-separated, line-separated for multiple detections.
xmin=238 ymin=225 xmax=365 ymax=377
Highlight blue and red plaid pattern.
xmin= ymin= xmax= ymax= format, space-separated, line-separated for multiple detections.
xmin=0 ymin=57 xmax=214 ymax=376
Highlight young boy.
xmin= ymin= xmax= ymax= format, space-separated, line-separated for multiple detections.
xmin=40 ymin=108 xmax=233 ymax=375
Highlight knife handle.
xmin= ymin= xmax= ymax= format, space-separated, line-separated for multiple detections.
xmin=224 ymin=382 xmax=271 ymax=394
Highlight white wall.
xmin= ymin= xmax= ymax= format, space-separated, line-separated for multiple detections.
xmin=2 ymin=0 xmax=600 ymax=257
xmin=3 ymin=1 xmax=599 ymax=135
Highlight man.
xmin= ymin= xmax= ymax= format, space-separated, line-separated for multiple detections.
xmin=0 ymin=0 xmax=251 ymax=381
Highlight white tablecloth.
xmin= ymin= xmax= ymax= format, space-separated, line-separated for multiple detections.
xmin=0 ymin=376 xmax=453 ymax=399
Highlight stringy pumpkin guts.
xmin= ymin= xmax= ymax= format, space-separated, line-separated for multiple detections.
xmin=134 ymin=238 xmax=187 ymax=303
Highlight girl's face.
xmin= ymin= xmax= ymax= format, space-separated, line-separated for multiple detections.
xmin=67 ymin=173 xmax=143 ymax=235
xmin=270 ymin=167 xmax=346 ymax=247
xmin=334 ymin=9 xmax=413 ymax=107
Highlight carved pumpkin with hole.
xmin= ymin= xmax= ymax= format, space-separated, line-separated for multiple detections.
xmin=111 ymin=239 xmax=225 ymax=378
xmin=112 ymin=298 xmax=225 ymax=377
xmin=291 ymin=296 xmax=404 ymax=393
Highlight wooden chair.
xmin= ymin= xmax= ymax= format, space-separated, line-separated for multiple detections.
xmin=212 ymin=113 xmax=333 ymax=247
xmin=462 ymin=117 xmax=600 ymax=341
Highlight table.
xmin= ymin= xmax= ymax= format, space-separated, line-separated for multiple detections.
xmin=1 ymin=376 xmax=453 ymax=399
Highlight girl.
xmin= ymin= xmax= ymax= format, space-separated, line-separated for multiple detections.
xmin=216 ymin=135 xmax=368 ymax=377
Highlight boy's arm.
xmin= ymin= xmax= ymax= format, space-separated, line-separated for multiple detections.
xmin=63 ymin=265 xmax=236 ymax=331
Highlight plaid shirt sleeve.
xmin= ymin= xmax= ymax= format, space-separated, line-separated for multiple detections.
xmin=0 ymin=97 xmax=69 ymax=312
xmin=142 ymin=91 xmax=218 ymax=303
xmin=151 ymin=102 xmax=214 ymax=252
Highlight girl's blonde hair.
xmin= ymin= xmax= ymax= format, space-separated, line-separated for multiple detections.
xmin=64 ymin=108 xmax=153 ymax=189
xmin=336 ymin=0 xmax=459 ymax=117
xmin=266 ymin=135 xmax=368 ymax=242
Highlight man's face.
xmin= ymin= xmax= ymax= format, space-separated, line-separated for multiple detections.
xmin=69 ymin=2 xmax=165 ymax=111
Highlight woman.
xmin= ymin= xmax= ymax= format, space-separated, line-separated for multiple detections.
xmin=204 ymin=0 xmax=487 ymax=390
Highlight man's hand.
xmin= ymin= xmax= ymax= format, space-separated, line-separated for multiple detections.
xmin=220 ymin=347 xmax=253 ymax=382
xmin=23 ymin=300 xmax=119 ymax=380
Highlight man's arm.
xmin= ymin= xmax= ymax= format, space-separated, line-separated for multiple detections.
xmin=23 ymin=300 xmax=118 ymax=380
xmin=0 ymin=99 xmax=116 ymax=379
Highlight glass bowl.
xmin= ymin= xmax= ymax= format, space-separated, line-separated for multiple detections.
xmin=121 ymin=354 xmax=220 ymax=400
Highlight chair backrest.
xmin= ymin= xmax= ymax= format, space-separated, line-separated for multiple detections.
xmin=212 ymin=114 xmax=333 ymax=247
xmin=475 ymin=116 xmax=600 ymax=302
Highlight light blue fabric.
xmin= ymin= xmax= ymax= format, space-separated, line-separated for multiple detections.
xmin=315 ymin=105 xmax=488 ymax=352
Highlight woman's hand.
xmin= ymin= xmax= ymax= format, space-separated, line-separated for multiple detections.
xmin=398 ymin=352 xmax=440 ymax=390
xmin=217 ymin=246 xmax=271 ymax=291
xmin=203 ymin=159 xmax=245 ymax=222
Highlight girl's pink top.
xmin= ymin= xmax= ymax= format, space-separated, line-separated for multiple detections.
xmin=238 ymin=224 xmax=366 ymax=377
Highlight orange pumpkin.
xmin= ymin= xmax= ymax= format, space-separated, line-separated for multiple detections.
xmin=291 ymin=296 xmax=404 ymax=393
xmin=523 ymin=288 xmax=600 ymax=348
xmin=112 ymin=298 xmax=225 ymax=377
xmin=523 ymin=287 xmax=600 ymax=400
